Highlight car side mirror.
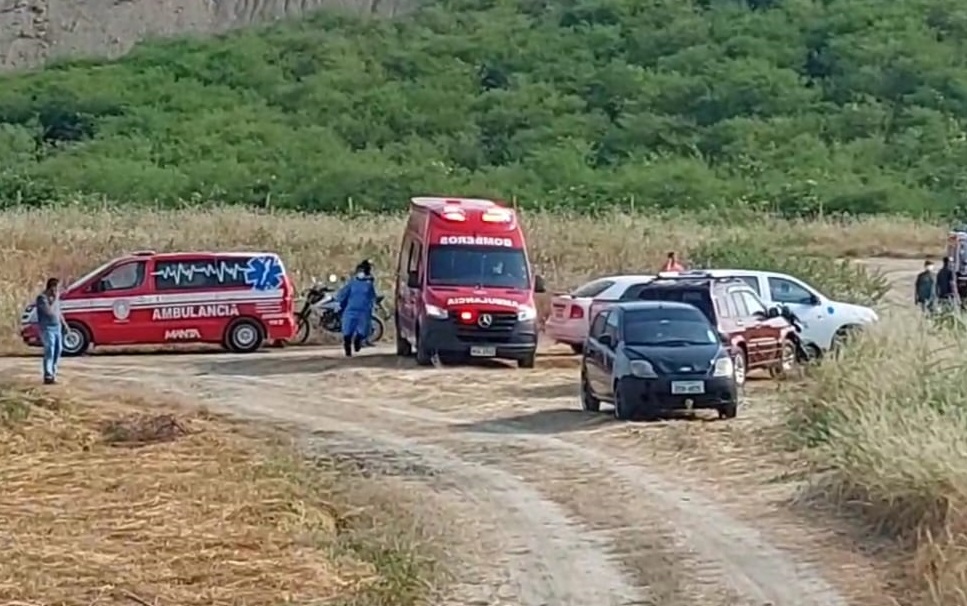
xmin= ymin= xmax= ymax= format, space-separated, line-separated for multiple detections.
xmin=90 ymin=280 xmax=105 ymax=293
xmin=406 ymin=271 xmax=421 ymax=289
xmin=598 ymin=334 xmax=612 ymax=348
xmin=534 ymin=274 xmax=546 ymax=294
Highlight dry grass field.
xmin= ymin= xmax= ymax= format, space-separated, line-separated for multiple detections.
xmin=0 ymin=206 xmax=961 ymax=605
xmin=0 ymin=206 xmax=945 ymax=352
xmin=787 ymin=310 xmax=967 ymax=606
xmin=0 ymin=375 xmax=437 ymax=606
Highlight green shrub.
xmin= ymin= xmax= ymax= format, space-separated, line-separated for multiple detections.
xmin=689 ymin=237 xmax=890 ymax=306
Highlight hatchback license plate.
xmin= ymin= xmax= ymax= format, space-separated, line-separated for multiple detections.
xmin=470 ymin=346 xmax=497 ymax=357
xmin=671 ymin=380 xmax=705 ymax=395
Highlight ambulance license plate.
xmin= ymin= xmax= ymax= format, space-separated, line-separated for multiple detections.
xmin=470 ymin=346 xmax=497 ymax=357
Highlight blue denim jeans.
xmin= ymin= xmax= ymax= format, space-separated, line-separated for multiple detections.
xmin=40 ymin=325 xmax=62 ymax=381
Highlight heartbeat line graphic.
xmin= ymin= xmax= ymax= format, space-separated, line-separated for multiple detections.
xmin=151 ymin=261 xmax=247 ymax=286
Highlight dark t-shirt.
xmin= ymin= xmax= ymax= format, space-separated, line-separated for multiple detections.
xmin=937 ymin=267 xmax=955 ymax=298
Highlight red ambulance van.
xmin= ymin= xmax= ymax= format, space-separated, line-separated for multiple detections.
xmin=394 ymin=197 xmax=546 ymax=368
xmin=20 ymin=250 xmax=296 ymax=356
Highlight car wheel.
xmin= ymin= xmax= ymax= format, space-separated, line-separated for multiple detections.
xmin=61 ymin=321 xmax=91 ymax=357
xmin=569 ymin=343 xmax=584 ymax=355
xmin=580 ymin=370 xmax=600 ymax=412
xmin=517 ymin=353 xmax=536 ymax=369
xmin=769 ymin=339 xmax=797 ymax=379
xmin=414 ymin=324 xmax=432 ymax=366
xmin=395 ymin=314 xmax=412 ymax=356
xmin=226 ymin=319 xmax=264 ymax=353
xmin=613 ymin=381 xmax=634 ymax=421
xmin=718 ymin=401 xmax=738 ymax=419
xmin=732 ymin=347 xmax=747 ymax=386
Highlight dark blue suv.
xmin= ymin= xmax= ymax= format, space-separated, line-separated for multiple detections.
xmin=580 ymin=300 xmax=739 ymax=421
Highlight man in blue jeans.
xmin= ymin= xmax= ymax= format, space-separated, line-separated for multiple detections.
xmin=36 ymin=277 xmax=67 ymax=384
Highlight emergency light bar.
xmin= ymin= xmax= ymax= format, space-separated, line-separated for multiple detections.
xmin=481 ymin=208 xmax=514 ymax=223
xmin=441 ymin=206 xmax=466 ymax=221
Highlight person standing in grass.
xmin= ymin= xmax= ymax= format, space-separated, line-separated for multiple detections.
xmin=661 ymin=251 xmax=685 ymax=272
xmin=915 ymin=258 xmax=936 ymax=312
xmin=35 ymin=277 xmax=67 ymax=384
xmin=936 ymin=256 xmax=958 ymax=311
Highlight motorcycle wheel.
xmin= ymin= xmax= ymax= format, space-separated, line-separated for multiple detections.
xmin=291 ymin=318 xmax=311 ymax=345
xmin=368 ymin=316 xmax=385 ymax=344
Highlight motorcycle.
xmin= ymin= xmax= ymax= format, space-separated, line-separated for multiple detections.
xmin=778 ymin=304 xmax=818 ymax=364
xmin=289 ymin=274 xmax=387 ymax=345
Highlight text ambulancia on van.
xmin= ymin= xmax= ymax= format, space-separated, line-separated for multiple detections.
xmin=20 ymin=251 xmax=296 ymax=356
xmin=394 ymin=197 xmax=546 ymax=368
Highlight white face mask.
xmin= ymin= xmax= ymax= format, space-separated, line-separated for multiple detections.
xmin=356 ymin=271 xmax=365 ymax=279
xmin=927 ymin=265 xmax=935 ymax=272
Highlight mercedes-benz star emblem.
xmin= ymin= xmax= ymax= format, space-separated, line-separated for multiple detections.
xmin=478 ymin=313 xmax=493 ymax=328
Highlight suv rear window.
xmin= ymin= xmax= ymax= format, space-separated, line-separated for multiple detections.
xmin=635 ymin=286 xmax=716 ymax=324
xmin=570 ymin=279 xmax=615 ymax=298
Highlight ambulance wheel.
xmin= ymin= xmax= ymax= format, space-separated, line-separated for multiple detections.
xmin=395 ymin=316 xmax=412 ymax=356
xmin=62 ymin=321 xmax=91 ymax=357
xmin=225 ymin=319 xmax=264 ymax=354
xmin=414 ymin=324 xmax=432 ymax=366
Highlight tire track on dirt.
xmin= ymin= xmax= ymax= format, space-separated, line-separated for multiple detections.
xmin=57 ymin=363 xmax=648 ymax=606
xmin=55 ymin=353 xmax=848 ymax=606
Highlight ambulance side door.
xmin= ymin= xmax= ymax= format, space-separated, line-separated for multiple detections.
xmin=88 ymin=259 xmax=151 ymax=345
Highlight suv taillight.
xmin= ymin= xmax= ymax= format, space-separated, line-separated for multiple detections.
xmin=569 ymin=306 xmax=584 ymax=319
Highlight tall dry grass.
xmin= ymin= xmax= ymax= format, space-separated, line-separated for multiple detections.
xmin=0 ymin=377 xmax=438 ymax=605
xmin=789 ymin=309 xmax=967 ymax=606
xmin=0 ymin=207 xmax=944 ymax=352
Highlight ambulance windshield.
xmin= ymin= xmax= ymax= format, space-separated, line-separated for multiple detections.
xmin=66 ymin=260 xmax=114 ymax=291
xmin=427 ymin=245 xmax=530 ymax=289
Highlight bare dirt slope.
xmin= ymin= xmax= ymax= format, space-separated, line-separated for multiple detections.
xmin=0 ymin=257 xmax=917 ymax=604
xmin=0 ymin=0 xmax=408 ymax=71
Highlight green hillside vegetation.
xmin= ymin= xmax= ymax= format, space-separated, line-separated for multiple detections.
xmin=2 ymin=0 xmax=967 ymax=214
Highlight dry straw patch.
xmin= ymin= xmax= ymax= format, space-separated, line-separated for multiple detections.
xmin=789 ymin=310 xmax=967 ymax=606
xmin=0 ymin=379 xmax=395 ymax=606
xmin=0 ymin=207 xmax=943 ymax=353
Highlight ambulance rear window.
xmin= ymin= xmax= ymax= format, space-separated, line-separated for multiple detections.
xmin=427 ymin=245 xmax=529 ymax=290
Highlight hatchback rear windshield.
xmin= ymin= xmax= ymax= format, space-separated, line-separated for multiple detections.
xmin=427 ymin=245 xmax=530 ymax=289
xmin=623 ymin=308 xmax=717 ymax=346
xmin=635 ymin=287 xmax=715 ymax=323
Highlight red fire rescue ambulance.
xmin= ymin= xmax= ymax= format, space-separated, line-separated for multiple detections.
xmin=394 ymin=197 xmax=546 ymax=368
xmin=20 ymin=250 xmax=296 ymax=356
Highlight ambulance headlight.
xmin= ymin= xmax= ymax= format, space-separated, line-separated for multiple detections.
xmin=425 ymin=304 xmax=448 ymax=319
xmin=518 ymin=306 xmax=537 ymax=322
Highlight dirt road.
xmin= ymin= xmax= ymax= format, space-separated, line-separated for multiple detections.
xmin=0 ymin=258 xmax=917 ymax=605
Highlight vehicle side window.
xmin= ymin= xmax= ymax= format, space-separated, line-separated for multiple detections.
xmin=715 ymin=294 xmax=731 ymax=318
xmin=604 ymin=311 xmax=620 ymax=342
xmin=729 ymin=290 xmax=750 ymax=317
xmin=735 ymin=275 xmax=761 ymax=295
xmin=572 ymin=279 xmax=615 ymax=298
xmin=406 ymin=241 xmax=421 ymax=276
xmin=153 ymin=257 xmax=254 ymax=290
xmin=100 ymin=261 xmax=146 ymax=291
xmin=620 ymin=282 xmax=651 ymax=301
xmin=740 ymin=290 xmax=768 ymax=316
xmin=589 ymin=311 xmax=608 ymax=338
xmin=768 ymin=277 xmax=815 ymax=305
